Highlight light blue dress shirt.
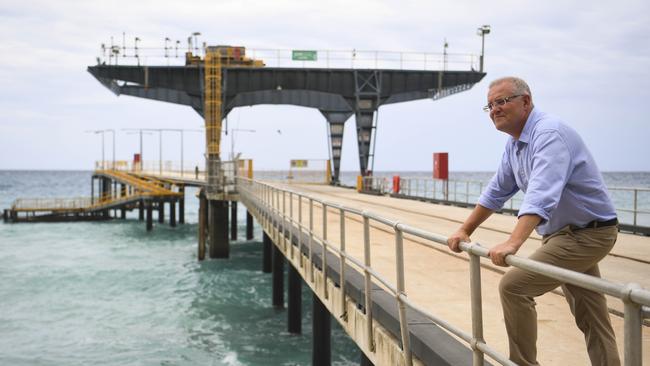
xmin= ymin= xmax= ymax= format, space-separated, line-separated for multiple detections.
xmin=478 ymin=107 xmax=617 ymax=236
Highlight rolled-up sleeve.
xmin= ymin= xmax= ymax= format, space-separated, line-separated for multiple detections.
xmin=478 ymin=149 xmax=519 ymax=211
xmin=518 ymin=131 xmax=572 ymax=222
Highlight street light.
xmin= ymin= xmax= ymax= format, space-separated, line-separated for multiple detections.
xmin=477 ymin=25 xmax=491 ymax=72
xmin=86 ymin=129 xmax=115 ymax=169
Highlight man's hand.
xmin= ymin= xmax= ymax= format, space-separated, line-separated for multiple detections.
xmin=447 ymin=229 xmax=471 ymax=253
xmin=487 ymin=240 xmax=521 ymax=267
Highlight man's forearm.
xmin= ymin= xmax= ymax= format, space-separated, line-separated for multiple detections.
xmin=460 ymin=204 xmax=494 ymax=235
xmin=508 ymin=214 xmax=542 ymax=248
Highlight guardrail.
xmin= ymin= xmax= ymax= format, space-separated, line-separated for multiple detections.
xmin=238 ymin=177 xmax=649 ymax=366
xmin=358 ymin=176 xmax=650 ymax=233
xmin=98 ymin=45 xmax=479 ymax=71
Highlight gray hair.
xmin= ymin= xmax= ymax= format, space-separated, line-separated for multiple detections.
xmin=489 ymin=76 xmax=532 ymax=97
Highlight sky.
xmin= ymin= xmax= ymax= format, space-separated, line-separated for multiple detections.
xmin=0 ymin=0 xmax=649 ymax=173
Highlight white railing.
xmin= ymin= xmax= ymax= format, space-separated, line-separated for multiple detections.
xmin=237 ymin=177 xmax=649 ymax=366
xmin=97 ymin=45 xmax=479 ymax=71
xmin=380 ymin=177 xmax=650 ymax=230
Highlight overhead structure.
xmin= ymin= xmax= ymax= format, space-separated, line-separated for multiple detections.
xmin=88 ymin=47 xmax=485 ymax=183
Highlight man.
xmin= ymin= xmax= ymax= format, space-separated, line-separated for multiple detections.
xmin=447 ymin=77 xmax=620 ymax=366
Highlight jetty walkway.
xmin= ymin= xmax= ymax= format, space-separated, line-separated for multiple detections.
xmin=236 ymin=178 xmax=650 ymax=366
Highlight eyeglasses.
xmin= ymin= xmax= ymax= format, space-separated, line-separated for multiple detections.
xmin=483 ymin=95 xmax=523 ymax=112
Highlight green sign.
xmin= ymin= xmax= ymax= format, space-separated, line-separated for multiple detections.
xmin=292 ymin=50 xmax=317 ymax=61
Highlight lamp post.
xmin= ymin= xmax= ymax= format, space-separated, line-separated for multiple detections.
xmin=477 ymin=25 xmax=491 ymax=72
xmin=86 ymin=129 xmax=115 ymax=169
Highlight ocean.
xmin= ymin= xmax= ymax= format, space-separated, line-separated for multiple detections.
xmin=0 ymin=171 xmax=359 ymax=366
xmin=1 ymin=170 xmax=648 ymax=365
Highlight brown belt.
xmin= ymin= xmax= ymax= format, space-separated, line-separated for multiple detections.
xmin=570 ymin=218 xmax=618 ymax=231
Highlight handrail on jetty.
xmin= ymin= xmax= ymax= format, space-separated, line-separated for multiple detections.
xmin=237 ymin=177 xmax=649 ymax=366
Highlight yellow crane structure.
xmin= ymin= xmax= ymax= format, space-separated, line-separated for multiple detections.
xmin=200 ymin=46 xmax=264 ymax=199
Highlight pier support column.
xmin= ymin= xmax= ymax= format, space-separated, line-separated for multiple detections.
xmin=288 ymin=265 xmax=302 ymax=334
xmin=313 ymin=294 xmax=331 ymax=366
xmin=208 ymin=200 xmax=229 ymax=258
xmin=138 ymin=200 xmax=144 ymax=221
xmin=179 ymin=186 xmax=185 ymax=224
xmin=272 ymin=243 xmax=284 ymax=308
xmin=120 ymin=184 xmax=126 ymax=219
xmin=146 ymin=201 xmax=153 ymax=231
xmin=230 ymin=201 xmax=238 ymax=241
xmin=263 ymin=232 xmax=272 ymax=273
xmin=158 ymin=200 xmax=165 ymax=223
xmin=246 ymin=210 xmax=254 ymax=240
xmin=360 ymin=352 xmax=374 ymax=366
xmin=198 ymin=191 xmax=207 ymax=261
xmin=169 ymin=199 xmax=176 ymax=227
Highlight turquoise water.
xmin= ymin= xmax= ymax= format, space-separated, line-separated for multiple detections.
xmin=0 ymin=171 xmax=359 ymax=365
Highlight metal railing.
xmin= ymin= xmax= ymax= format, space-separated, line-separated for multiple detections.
xmin=360 ymin=177 xmax=650 ymax=230
xmin=97 ymin=44 xmax=479 ymax=71
xmin=237 ymin=177 xmax=649 ymax=366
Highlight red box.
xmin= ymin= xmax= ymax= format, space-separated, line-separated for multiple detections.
xmin=433 ymin=153 xmax=448 ymax=180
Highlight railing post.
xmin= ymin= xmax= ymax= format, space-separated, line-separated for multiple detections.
xmin=339 ymin=208 xmax=347 ymax=321
xmin=298 ymin=195 xmax=303 ymax=268
xmin=623 ymin=283 xmax=642 ymax=366
xmin=289 ymin=191 xmax=294 ymax=260
xmin=282 ymin=190 xmax=287 ymax=251
xmin=309 ymin=198 xmax=314 ymax=282
xmin=363 ymin=213 xmax=375 ymax=352
xmin=322 ymin=203 xmax=328 ymax=299
xmin=633 ymin=189 xmax=638 ymax=229
xmin=469 ymin=250 xmax=485 ymax=366
xmin=394 ymin=225 xmax=412 ymax=366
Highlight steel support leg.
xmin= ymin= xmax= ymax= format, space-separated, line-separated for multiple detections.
xmin=158 ymin=200 xmax=164 ymax=223
xmin=170 ymin=200 xmax=176 ymax=227
xmin=208 ymin=200 xmax=229 ymax=258
xmin=179 ymin=186 xmax=185 ymax=224
xmin=313 ymin=293 xmax=331 ymax=366
xmin=198 ymin=192 xmax=207 ymax=261
xmin=246 ymin=211 xmax=254 ymax=240
xmin=288 ymin=264 xmax=302 ymax=334
xmin=230 ymin=201 xmax=237 ymax=240
xmin=138 ymin=199 xmax=144 ymax=221
xmin=146 ymin=201 xmax=153 ymax=231
xmin=272 ymin=244 xmax=284 ymax=308
xmin=360 ymin=352 xmax=374 ymax=366
xmin=263 ymin=232 xmax=272 ymax=273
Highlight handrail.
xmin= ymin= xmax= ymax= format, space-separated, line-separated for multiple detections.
xmin=383 ymin=176 xmax=650 ymax=231
xmin=236 ymin=177 xmax=648 ymax=366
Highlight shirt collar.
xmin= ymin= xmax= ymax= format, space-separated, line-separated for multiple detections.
xmin=516 ymin=107 xmax=539 ymax=144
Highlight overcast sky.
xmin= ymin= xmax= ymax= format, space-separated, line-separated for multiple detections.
xmin=1 ymin=0 xmax=648 ymax=173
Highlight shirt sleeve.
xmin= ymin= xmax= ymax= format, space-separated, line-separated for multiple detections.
xmin=517 ymin=131 xmax=572 ymax=222
xmin=478 ymin=148 xmax=519 ymax=211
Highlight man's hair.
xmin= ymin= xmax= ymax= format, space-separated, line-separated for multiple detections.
xmin=489 ymin=76 xmax=532 ymax=97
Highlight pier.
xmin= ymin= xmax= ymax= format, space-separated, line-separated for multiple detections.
xmin=4 ymin=42 xmax=649 ymax=365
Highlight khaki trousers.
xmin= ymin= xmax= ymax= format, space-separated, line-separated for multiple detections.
xmin=498 ymin=225 xmax=620 ymax=366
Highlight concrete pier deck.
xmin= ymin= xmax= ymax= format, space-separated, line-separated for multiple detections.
xmin=271 ymin=182 xmax=650 ymax=365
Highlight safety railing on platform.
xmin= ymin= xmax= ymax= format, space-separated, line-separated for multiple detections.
xmin=11 ymin=197 xmax=92 ymax=211
xmin=237 ymin=177 xmax=649 ymax=366
xmin=97 ymin=42 xmax=479 ymax=71
xmin=94 ymin=160 xmax=253 ymax=183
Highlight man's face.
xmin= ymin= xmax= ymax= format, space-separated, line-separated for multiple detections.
xmin=487 ymin=81 xmax=530 ymax=138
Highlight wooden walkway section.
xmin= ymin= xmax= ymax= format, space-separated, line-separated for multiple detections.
xmin=270 ymin=182 xmax=650 ymax=365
